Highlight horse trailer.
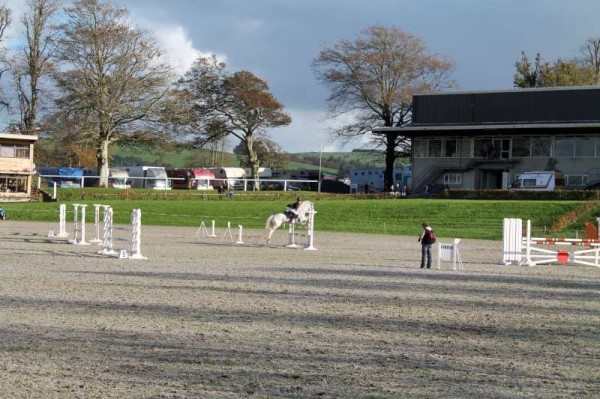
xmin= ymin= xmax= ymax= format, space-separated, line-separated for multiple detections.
xmin=166 ymin=168 xmax=215 ymax=190
xmin=114 ymin=166 xmax=170 ymax=190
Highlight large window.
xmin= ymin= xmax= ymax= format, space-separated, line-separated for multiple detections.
xmin=0 ymin=175 xmax=28 ymax=193
xmin=474 ymin=138 xmax=493 ymax=158
xmin=512 ymin=137 xmax=531 ymax=157
xmin=554 ymin=137 xmax=575 ymax=157
xmin=460 ymin=138 xmax=471 ymax=157
xmin=565 ymin=175 xmax=588 ymax=187
xmin=428 ymin=139 xmax=442 ymax=157
xmin=575 ymin=136 xmax=596 ymax=157
xmin=531 ymin=137 xmax=551 ymax=157
xmin=443 ymin=139 xmax=457 ymax=157
xmin=414 ymin=139 xmax=427 ymax=157
xmin=0 ymin=144 xmax=30 ymax=158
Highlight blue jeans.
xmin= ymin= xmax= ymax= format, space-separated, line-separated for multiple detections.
xmin=421 ymin=244 xmax=432 ymax=268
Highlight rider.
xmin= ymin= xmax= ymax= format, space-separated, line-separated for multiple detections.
xmin=285 ymin=197 xmax=302 ymax=223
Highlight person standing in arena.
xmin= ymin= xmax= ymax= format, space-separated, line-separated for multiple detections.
xmin=418 ymin=221 xmax=436 ymax=268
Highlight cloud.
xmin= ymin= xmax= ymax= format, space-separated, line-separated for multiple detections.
xmin=269 ymin=108 xmax=366 ymax=153
xmin=153 ymin=24 xmax=227 ymax=75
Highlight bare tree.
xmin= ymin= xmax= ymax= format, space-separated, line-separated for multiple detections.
xmin=52 ymin=0 xmax=172 ymax=186
xmin=11 ymin=0 xmax=60 ymax=133
xmin=312 ymin=26 xmax=455 ymax=191
xmin=578 ymin=37 xmax=600 ymax=83
xmin=0 ymin=4 xmax=11 ymax=110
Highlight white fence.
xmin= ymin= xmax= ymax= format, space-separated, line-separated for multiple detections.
xmin=503 ymin=218 xmax=600 ymax=267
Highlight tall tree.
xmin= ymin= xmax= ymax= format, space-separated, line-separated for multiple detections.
xmin=52 ymin=0 xmax=171 ymax=186
xmin=539 ymin=59 xmax=596 ymax=87
xmin=0 ymin=3 xmax=11 ymax=110
xmin=312 ymin=26 xmax=455 ymax=191
xmin=221 ymin=71 xmax=291 ymax=189
xmin=515 ymin=50 xmax=598 ymax=88
xmin=12 ymin=0 xmax=60 ymax=133
xmin=578 ymin=37 xmax=600 ymax=83
xmin=514 ymin=51 xmax=542 ymax=88
xmin=173 ymin=55 xmax=229 ymax=165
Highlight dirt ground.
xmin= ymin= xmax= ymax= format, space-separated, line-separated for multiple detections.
xmin=0 ymin=220 xmax=598 ymax=398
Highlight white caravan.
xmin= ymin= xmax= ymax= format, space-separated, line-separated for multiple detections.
xmin=115 ymin=166 xmax=171 ymax=190
xmin=511 ymin=171 xmax=564 ymax=191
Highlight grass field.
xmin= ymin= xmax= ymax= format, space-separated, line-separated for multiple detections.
xmin=3 ymin=192 xmax=598 ymax=240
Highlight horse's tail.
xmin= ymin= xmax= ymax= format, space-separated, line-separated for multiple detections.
xmin=265 ymin=215 xmax=273 ymax=230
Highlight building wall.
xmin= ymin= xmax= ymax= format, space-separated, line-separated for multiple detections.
xmin=351 ymin=165 xmax=412 ymax=192
xmin=0 ymin=135 xmax=37 ymax=199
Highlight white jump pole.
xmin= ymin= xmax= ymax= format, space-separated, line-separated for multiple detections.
xmin=304 ymin=208 xmax=317 ymax=251
xmin=54 ymin=203 xmax=69 ymax=238
xmin=99 ymin=206 xmax=116 ymax=255
xmin=236 ymin=225 xmax=244 ymax=244
xmin=286 ymin=220 xmax=299 ymax=248
xmin=70 ymin=203 xmax=90 ymax=245
xmin=210 ymin=220 xmax=217 ymax=237
xmin=129 ymin=208 xmax=146 ymax=259
xmin=89 ymin=204 xmax=103 ymax=244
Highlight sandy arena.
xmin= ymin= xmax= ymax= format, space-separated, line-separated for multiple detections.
xmin=0 ymin=220 xmax=598 ymax=398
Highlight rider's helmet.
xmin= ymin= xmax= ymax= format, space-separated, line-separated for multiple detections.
xmin=296 ymin=197 xmax=301 ymax=202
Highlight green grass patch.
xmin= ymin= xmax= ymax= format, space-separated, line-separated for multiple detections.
xmin=3 ymin=196 xmax=595 ymax=240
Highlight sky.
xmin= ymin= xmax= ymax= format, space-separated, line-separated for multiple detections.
xmin=4 ymin=0 xmax=600 ymax=153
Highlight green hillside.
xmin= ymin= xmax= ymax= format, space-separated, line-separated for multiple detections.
xmin=37 ymin=139 xmax=397 ymax=174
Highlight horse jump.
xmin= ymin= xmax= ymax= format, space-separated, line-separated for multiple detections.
xmin=503 ymin=218 xmax=600 ymax=267
xmin=98 ymin=206 xmax=146 ymax=259
xmin=52 ymin=203 xmax=107 ymax=244
xmin=266 ymin=200 xmax=314 ymax=245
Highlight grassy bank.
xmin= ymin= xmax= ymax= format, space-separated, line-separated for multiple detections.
xmin=3 ymin=195 xmax=598 ymax=240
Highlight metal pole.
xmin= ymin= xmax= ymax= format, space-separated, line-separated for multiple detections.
xmin=318 ymin=144 xmax=322 ymax=193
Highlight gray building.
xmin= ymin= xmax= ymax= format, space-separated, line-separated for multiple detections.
xmin=350 ymin=165 xmax=412 ymax=193
xmin=374 ymin=86 xmax=600 ymax=193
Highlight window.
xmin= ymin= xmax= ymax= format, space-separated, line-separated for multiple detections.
xmin=474 ymin=138 xmax=493 ymax=158
xmin=565 ymin=175 xmax=588 ymax=187
xmin=459 ymin=138 xmax=471 ymax=157
xmin=15 ymin=146 xmax=30 ymax=158
xmin=554 ymin=137 xmax=574 ymax=157
xmin=0 ymin=175 xmax=28 ymax=193
xmin=443 ymin=173 xmax=462 ymax=185
xmin=443 ymin=139 xmax=457 ymax=157
xmin=0 ymin=144 xmax=30 ymax=158
xmin=428 ymin=140 xmax=442 ymax=157
xmin=522 ymin=178 xmax=537 ymax=187
xmin=575 ymin=137 xmax=595 ymax=157
xmin=414 ymin=139 xmax=427 ymax=157
xmin=531 ymin=137 xmax=551 ymax=157
xmin=512 ymin=138 xmax=531 ymax=157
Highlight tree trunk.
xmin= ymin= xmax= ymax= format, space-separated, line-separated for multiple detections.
xmin=245 ymin=136 xmax=260 ymax=191
xmin=96 ymin=140 xmax=110 ymax=187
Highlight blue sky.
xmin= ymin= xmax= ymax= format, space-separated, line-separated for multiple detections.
xmin=5 ymin=0 xmax=600 ymax=152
